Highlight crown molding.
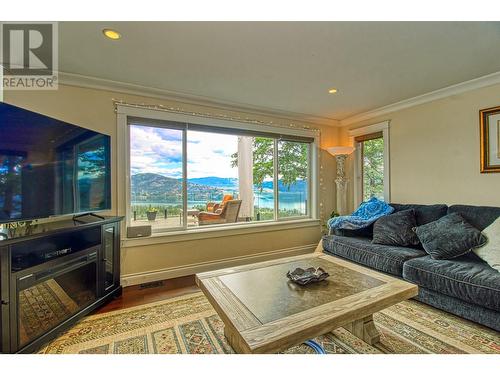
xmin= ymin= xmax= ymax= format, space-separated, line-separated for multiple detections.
xmin=347 ymin=120 xmax=389 ymax=137
xmin=57 ymin=72 xmax=339 ymax=128
xmin=340 ymin=70 xmax=500 ymax=127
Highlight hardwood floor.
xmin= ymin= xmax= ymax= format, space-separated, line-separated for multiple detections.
xmin=95 ymin=275 xmax=199 ymax=314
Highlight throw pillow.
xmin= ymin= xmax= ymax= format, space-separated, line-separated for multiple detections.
xmin=473 ymin=216 xmax=500 ymax=272
xmin=372 ymin=209 xmax=420 ymax=246
xmin=414 ymin=212 xmax=487 ymax=260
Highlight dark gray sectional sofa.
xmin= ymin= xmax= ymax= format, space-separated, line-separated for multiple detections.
xmin=322 ymin=203 xmax=500 ymax=331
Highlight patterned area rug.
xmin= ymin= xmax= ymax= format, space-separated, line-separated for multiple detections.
xmin=39 ymin=292 xmax=500 ymax=354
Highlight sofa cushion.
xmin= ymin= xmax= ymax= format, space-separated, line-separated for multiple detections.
xmin=473 ymin=216 xmax=500 ymax=272
xmin=372 ymin=209 xmax=420 ymax=247
xmin=414 ymin=213 xmax=487 ymax=260
xmin=390 ymin=203 xmax=448 ymax=226
xmin=403 ymin=255 xmax=500 ymax=312
xmin=322 ymin=235 xmax=426 ymax=276
xmin=448 ymin=204 xmax=500 ymax=231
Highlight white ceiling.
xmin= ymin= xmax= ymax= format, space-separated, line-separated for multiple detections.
xmin=59 ymin=22 xmax=500 ymax=123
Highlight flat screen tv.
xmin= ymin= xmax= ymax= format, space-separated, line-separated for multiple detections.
xmin=0 ymin=102 xmax=111 ymax=223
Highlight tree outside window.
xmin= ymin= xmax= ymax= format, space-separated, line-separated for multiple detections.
xmin=362 ymin=137 xmax=384 ymax=201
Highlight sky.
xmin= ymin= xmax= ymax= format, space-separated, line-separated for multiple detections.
xmin=130 ymin=125 xmax=239 ymax=179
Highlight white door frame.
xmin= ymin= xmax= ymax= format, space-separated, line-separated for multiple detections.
xmin=348 ymin=120 xmax=391 ymax=208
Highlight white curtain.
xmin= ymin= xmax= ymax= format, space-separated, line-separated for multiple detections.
xmin=238 ymin=136 xmax=254 ymax=219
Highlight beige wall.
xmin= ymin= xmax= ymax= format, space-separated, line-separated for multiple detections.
xmin=340 ymin=83 xmax=500 ymax=212
xmin=4 ymin=84 xmax=340 ymax=282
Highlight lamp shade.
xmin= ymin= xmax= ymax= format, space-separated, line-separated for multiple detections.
xmin=326 ymin=146 xmax=355 ymax=156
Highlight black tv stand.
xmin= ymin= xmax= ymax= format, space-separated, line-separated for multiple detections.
xmin=0 ymin=215 xmax=123 ymax=353
xmin=72 ymin=212 xmax=106 ymax=223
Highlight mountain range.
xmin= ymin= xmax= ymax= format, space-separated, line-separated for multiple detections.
xmin=131 ymin=173 xmax=224 ymax=203
xmin=131 ymin=173 xmax=307 ymax=203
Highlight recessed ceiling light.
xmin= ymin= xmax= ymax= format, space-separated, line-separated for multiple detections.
xmin=102 ymin=29 xmax=121 ymax=40
xmin=328 ymin=88 xmax=338 ymax=94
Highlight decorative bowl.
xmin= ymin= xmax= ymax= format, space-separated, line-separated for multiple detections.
xmin=286 ymin=267 xmax=330 ymax=285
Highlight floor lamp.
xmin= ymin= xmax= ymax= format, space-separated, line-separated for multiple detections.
xmin=327 ymin=146 xmax=355 ymax=216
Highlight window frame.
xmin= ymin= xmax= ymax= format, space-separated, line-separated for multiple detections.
xmin=348 ymin=120 xmax=390 ymax=207
xmin=358 ymin=132 xmax=383 ymax=202
xmin=116 ymin=105 xmax=319 ymax=239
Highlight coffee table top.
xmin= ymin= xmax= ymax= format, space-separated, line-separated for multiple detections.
xmin=196 ymin=253 xmax=418 ymax=353
xmin=219 ymin=256 xmax=385 ymax=324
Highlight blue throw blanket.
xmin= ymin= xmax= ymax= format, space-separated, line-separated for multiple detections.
xmin=328 ymin=197 xmax=394 ymax=230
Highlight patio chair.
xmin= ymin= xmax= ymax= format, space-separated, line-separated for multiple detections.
xmin=206 ymin=194 xmax=233 ymax=213
xmin=198 ymin=200 xmax=242 ymax=226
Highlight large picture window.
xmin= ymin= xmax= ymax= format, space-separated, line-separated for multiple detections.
xmin=125 ymin=113 xmax=315 ymax=233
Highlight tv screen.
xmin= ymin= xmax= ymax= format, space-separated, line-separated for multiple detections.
xmin=0 ymin=103 xmax=111 ymax=223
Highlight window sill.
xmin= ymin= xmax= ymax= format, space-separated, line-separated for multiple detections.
xmin=121 ymin=218 xmax=321 ymax=248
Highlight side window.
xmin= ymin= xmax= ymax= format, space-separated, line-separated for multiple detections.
xmin=353 ymin=127 xmax=388 ymax=205
xmin=359 ymin=135 xmax=384 ymax=201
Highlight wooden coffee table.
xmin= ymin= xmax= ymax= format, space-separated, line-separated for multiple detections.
xmin=196 ymin=253 xmax=418 ymax=354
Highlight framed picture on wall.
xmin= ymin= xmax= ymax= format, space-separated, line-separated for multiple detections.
xmin=480 ymin=106 xmax=500 ymax=173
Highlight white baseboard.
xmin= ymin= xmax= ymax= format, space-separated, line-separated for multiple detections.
xmin=121 ymin=244 xmax=317 ymax=287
